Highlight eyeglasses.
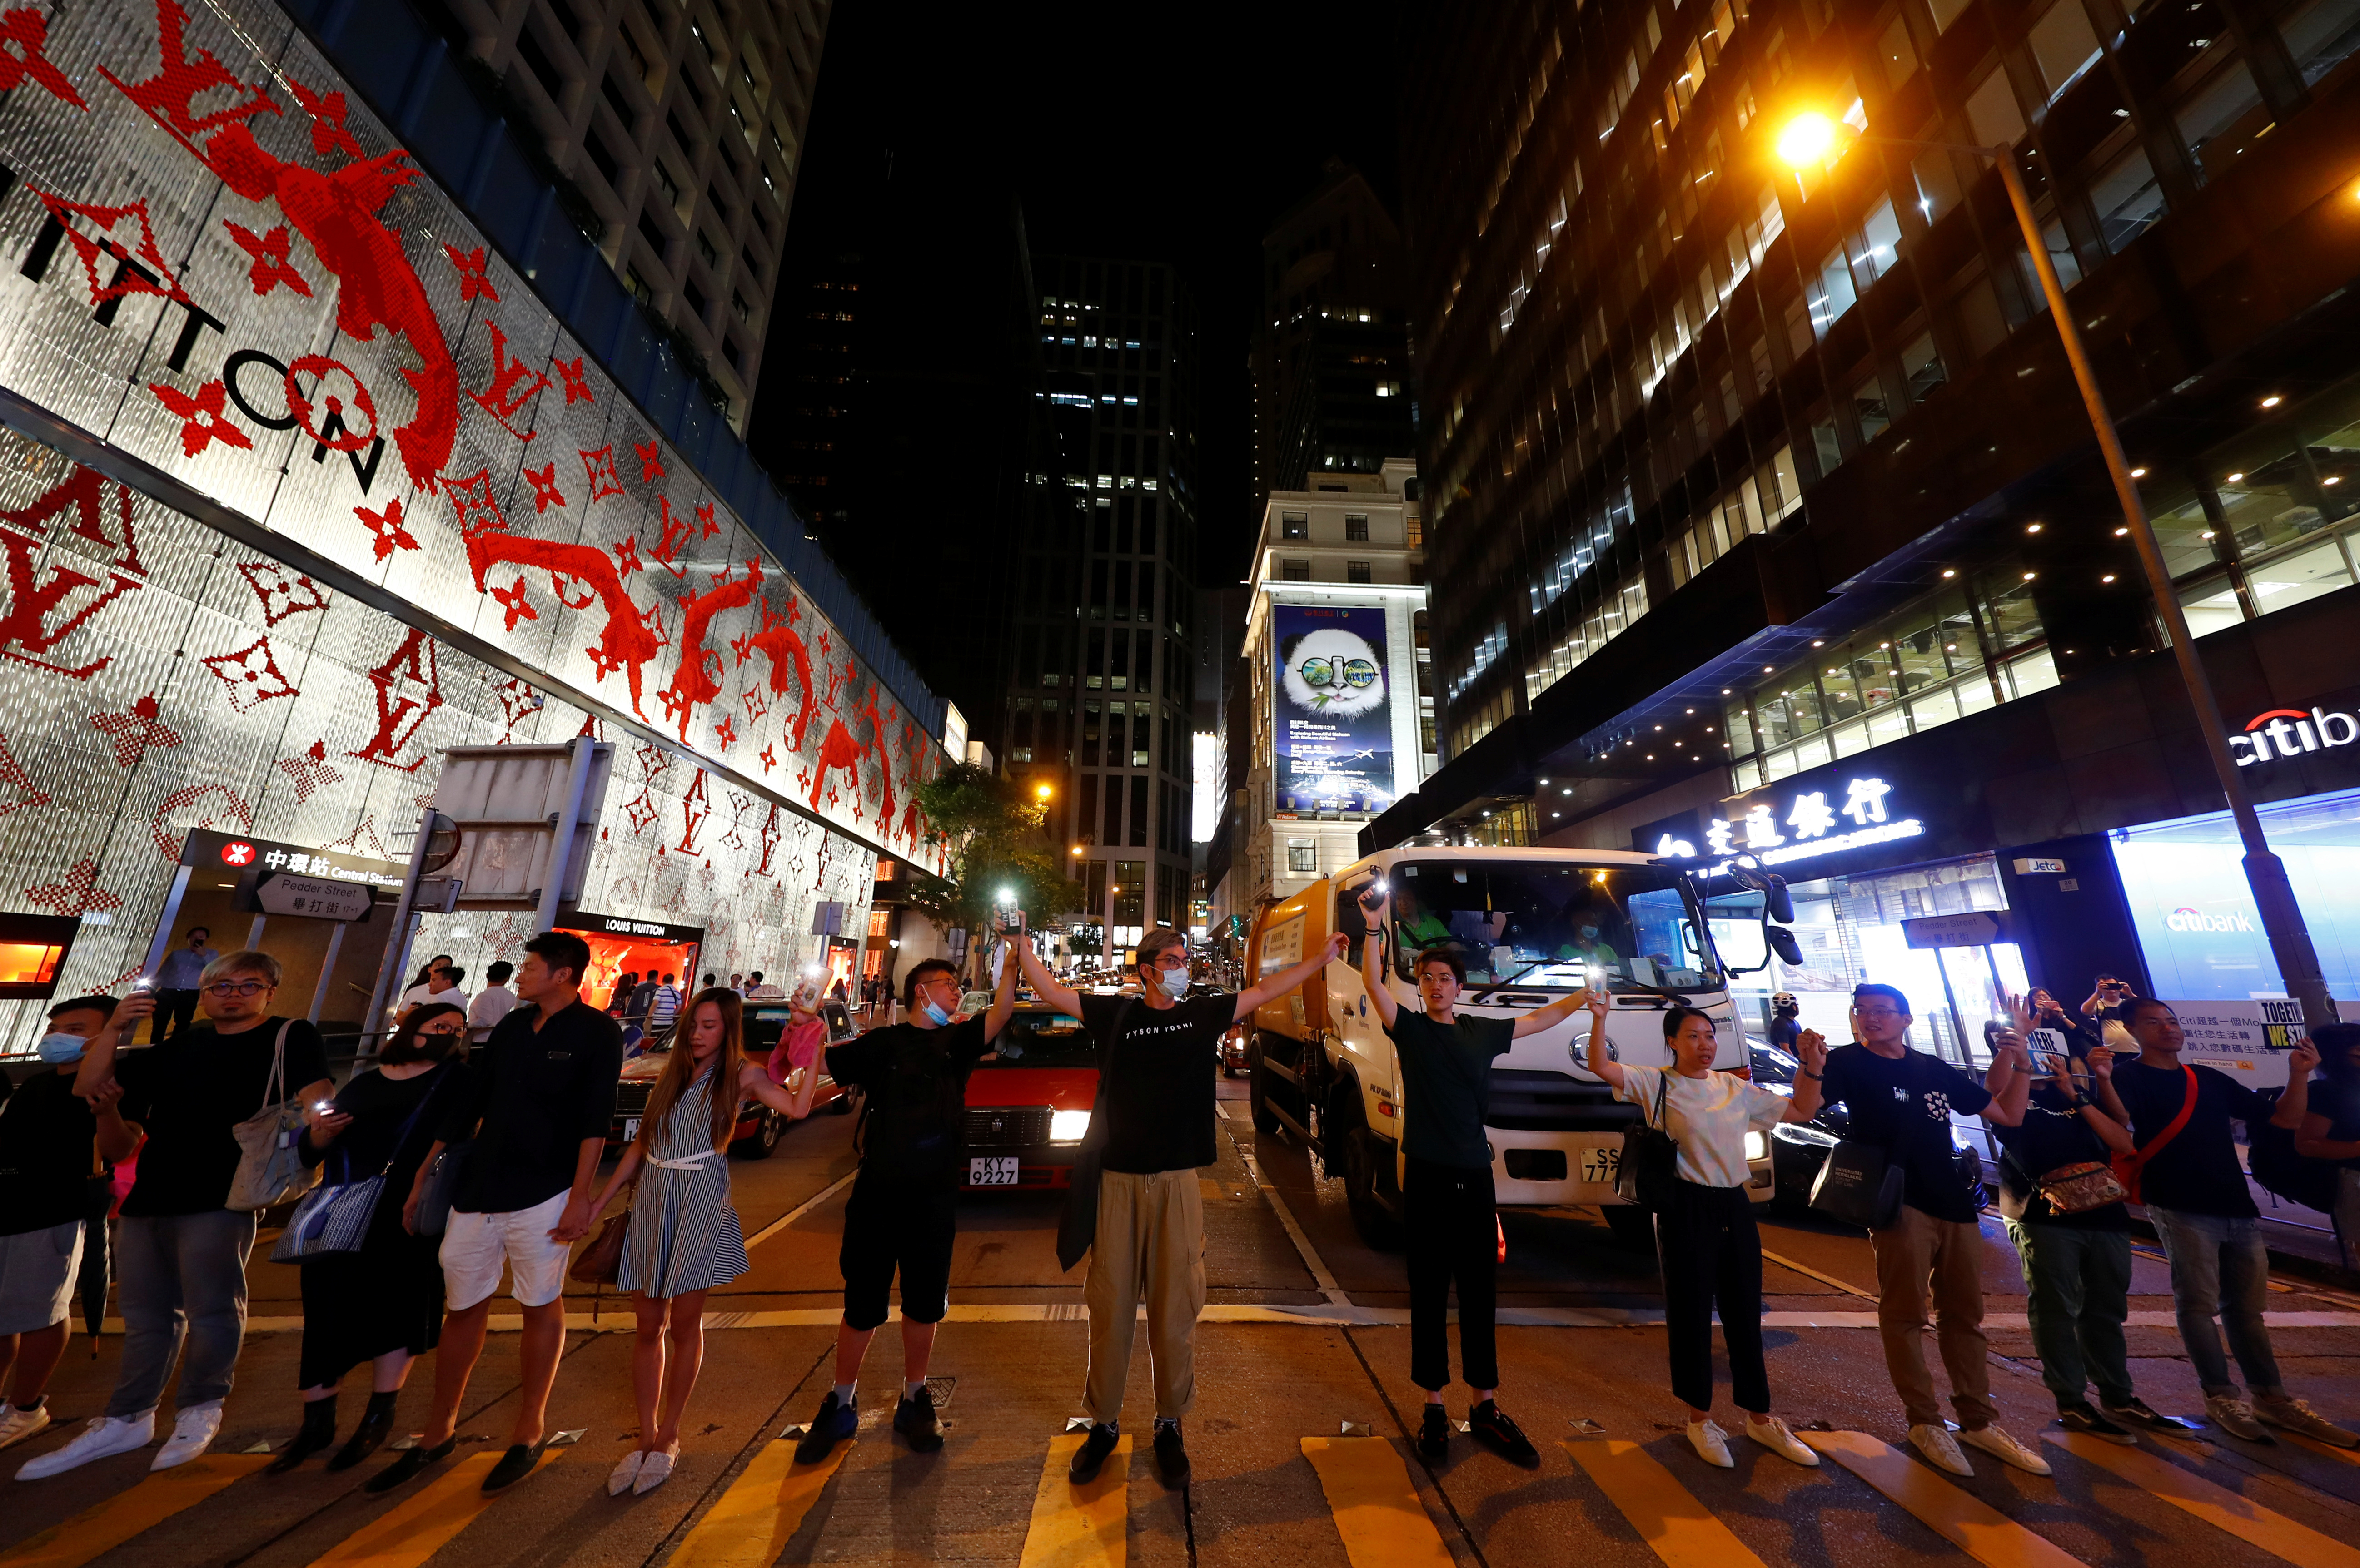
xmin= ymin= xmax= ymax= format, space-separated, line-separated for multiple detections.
xmin=203 ymin=980 xmax=272 ymax=997
xmin=419 ymin=1022 xmax=465 ymax=1036
xmin=1853 ymin=1007 xmax=1907 ymax=1022
xmin=1298 ymin=656 xmax=1377 ymax=690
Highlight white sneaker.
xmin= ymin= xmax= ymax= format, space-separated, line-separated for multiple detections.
xmin=1910 ymin=1423 xmax=1973 ymax=1476
xmin=1959 ymin=1423 xmax=2053 ymax=1476
xmin=152 ymin=1403 xmax=223 ymax=1470
xmin=1746 ymin=1415 xmax=1822 ymax=1467
xmin=15 ymin=1412 xmax=154 ymax=1479
xmin=1686 ymin=1419 xmax=1733 ymax=1468
xmin=0 ymin=1404 xmax=50 ymax=1452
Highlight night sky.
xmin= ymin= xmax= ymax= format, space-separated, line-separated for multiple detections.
xmin=747 ymin=1 xmax=1404 ymax=709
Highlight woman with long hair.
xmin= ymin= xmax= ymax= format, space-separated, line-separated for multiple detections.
xmin=270 ymin=1003 xmax=468 ymax=1473
xmin=586 ymin=988 xmax=806 ymax=1494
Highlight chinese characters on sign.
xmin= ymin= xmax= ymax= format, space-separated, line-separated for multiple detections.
xmin=2165 ymin=997 xmax=2307 ymax=1088
xmin=1649 ymin=776 xmax=1924 ymax=869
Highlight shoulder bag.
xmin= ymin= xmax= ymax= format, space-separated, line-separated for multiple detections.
xmin=2109 ymin=1064 xmax=2198 ymax=1204
xmin=1808 ymin=1136 xmax=1906 ymax=1230
xmin=271 ymin=1067 xmax=450 ymax=1262
xmin=1614 ymin=1070 xmax=1682 ymax=1213
xmin=229 ymin=1022 xmax=320 ymax=1213
xmin=1056 ymin=999 xmax=1136 ymax=1272
xmin=568 ymin=1183 xmax=635 ymax=1285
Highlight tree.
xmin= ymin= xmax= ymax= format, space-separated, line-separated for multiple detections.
xmin=906 ymin=761 xmax=1082 ymax=968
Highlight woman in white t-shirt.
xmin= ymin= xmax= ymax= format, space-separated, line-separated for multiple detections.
xmin=1588 ymin=999 xmax=1829 ymax=1470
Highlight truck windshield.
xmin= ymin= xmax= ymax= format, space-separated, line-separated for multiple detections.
xmin=1383 ymin=859 xmax=1722 ymax=993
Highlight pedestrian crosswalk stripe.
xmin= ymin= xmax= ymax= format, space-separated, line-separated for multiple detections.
xmin=1299 ymin=1437 xmax=1455 ymax=1568
xmin=666 ymin=1439 xmax=853 ymax=1568
xmin=1803 ymin=1432 xmax=2084 ymax=1568
xmin=1018 ymin=1434 xmax=1129 ymax=1568
xmin=2265 ymin=1430 xmax=2360 ymax=1469
xmin=0 ymin=1453 xmax=267 ymax=1568
xmin=305 ymin=1449 xmax=561 ymax=1568
xmin=2047 ymin=1431 xmax=2360 ymax=1568
xmin=1565 ymin=1439 xmax=1769 ymax=1568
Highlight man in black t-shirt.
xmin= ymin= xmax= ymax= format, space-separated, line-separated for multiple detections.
xmin=2090 ymin=998 xmax=2354 ymax=1446
xmin=1816 ymin=982 xmax=2047 ymax=1479
xmin=28 ymin=953 xmax=332 ymax=1480
xmin=792 ymin=943 xmax=1017 ymax=1464
xmin=1021 ymin=924 xmax=1346 ymax=1485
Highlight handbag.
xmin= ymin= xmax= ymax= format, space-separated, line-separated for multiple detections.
xmin=229 ymin=1022 xmax=319 ymax=1213
xmin=1056 ymin=1000 xmax=1136 ymax=1272
xmin=271 ymin=1067 xmax=450 ymax=1263
xmin=568 ymin=1186 xmax=634 ymax=1285
xmin=413 ymin=1140 xmax=472 ymax=1237
xmin=1614 ymin=1070 xmax=1682 ymax=1213
xmin=2110 ymin=1064 xmax=2198 ymax=1204
xmin=1808 ymin=1137 xmax=1906 ymax=1229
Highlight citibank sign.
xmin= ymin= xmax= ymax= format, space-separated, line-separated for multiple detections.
xmin=2229 ymin=707 xmax=2360 ymax=766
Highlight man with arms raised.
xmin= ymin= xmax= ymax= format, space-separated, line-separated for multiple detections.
xmin=1020 ymin=925 xmax=1349 ymax=1485
xmin=1358 ymin=886 xmax=1593 ymax=1466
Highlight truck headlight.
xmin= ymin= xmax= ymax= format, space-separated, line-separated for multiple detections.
xmin=1049 ymin=1109 xmax=1091 ymax=1143
xmin=1743 ymin=1130 xmax=1768 ymax=1162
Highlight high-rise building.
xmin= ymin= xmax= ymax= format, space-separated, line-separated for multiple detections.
xmin=436 ymin=0 xmax=831 ymax=428
xmin=1251 ymin=161 xmax=1416 ymax=496
xmin=999 ymin=258 xmax=1202 ymax=951
xmin=1376 ymin=0 xmax=2360 ymax=1052
xmin=772 ymin=247 xmax=861 ymax=532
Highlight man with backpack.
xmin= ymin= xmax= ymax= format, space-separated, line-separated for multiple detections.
xmin=792 ymin=943 xmax=1017 ymax=1461
xmin=2088 ymin=999 xmax=2352 ymax=1444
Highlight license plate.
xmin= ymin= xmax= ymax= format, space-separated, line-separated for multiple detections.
xmin=623 ymin=1118 xmax=640 ymax=1142
xmin=967 ymin=1156 xmax=1020 ymax=1187
xmin=1578 ymin=1144 xmax=1621 ymax=1185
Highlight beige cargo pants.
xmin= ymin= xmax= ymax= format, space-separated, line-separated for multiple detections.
xmin=1082 ymin=1168 xmax=1207 ymax=1424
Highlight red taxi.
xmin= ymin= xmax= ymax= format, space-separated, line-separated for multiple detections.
xmin=962 ymin=1002 xmax=1100 ymax=1191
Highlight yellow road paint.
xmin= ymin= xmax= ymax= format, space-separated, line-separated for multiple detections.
xmin=0 ymin=1454 xmax=267 ymax=1568
xmin=668 ymin=1439 xmax=854 ymax=1568
xmin=1300 ymin=1436 xmax=1455 ymax=1568
xmin=1566 ymin=1440 xmax=1769 ymax=1568
xmin=306 ymin=1449 xmax=560 ymax=1568
xmin=2050 ymin=1431 xmax=2360 ymax=1568
xmin=1019 ymin=1434 xmax=1130 ymax=1568
xmin=2270 ymin=1430 xmax=2360 ymax=1469
xmin=1803 ymin=1431 xmax=2082 ymax=1568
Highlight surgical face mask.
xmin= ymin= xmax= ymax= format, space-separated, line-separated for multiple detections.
xmin=1147 ymin=965 xmax=1185 ymax=997
xmin=1578 ymin=925 xmax=1600 ymax=941
xmin=920 ymin=999 xmax=954 ymax=1027
xmin=36 ymin=1032 xmax=86 ymax=1065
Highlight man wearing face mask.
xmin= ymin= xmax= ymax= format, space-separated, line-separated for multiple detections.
xmin=1554 ymin=898 xmax=1623 ymax=970
xmin=0 ymin=995 xmax=142 ymax=1452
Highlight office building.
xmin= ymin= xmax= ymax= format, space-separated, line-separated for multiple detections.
xmin=1373 ymin=0 xmax=2360 ymax=1054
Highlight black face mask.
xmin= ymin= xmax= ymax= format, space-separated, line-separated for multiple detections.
xmin=381 ymin=1030 xmax=460 ymax=1066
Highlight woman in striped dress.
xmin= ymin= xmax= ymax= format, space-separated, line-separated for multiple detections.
xmin=587 ymin=987 xmax=803 ymax=1495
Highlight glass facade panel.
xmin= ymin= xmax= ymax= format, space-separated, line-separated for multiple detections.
xmin=2150 ymin=495 xmax=2224 ymax=580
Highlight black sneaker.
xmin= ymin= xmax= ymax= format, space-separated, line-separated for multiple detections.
xmin=2059 ymin=1404 xmax=2137 ymax=1445
xmin=1070 ymin=1423 xmax=1120 ymax=1484
xmin=482 ymin=1439 xmax=548 ymax=1492
xmin=1417 ymin=1405 xmax=1450 ymax=1462
xmin=795 ymin=1392 xmax=858 ymax=1465
xmin=1153 ymin=1419 xmax=1190 ymax=1484
xmin=2101 ymin=1395 xmax=2195 ymax=1432
xmin=1468 ymin=1400 xmax=1539 ymax=1468
xmin=894 ymin=1387 xmax=944 ymax=1453
xmin=363 ymin=1436 xmax=455 ymax=1494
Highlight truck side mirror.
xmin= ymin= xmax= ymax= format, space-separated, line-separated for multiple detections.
xmin=1766 ymin=925 xmax=1803 ymax=965
xmin=1765 ymin=876 xmax=1794 ymax=925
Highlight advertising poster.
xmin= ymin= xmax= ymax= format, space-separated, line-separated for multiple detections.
xmin=1273 ymin=604 xmax=1394 ymax=814
xmin=2166 ymin=997 xmax=2309 ymax=1088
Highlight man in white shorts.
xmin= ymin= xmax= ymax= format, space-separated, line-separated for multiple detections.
xmin=374 ymin=930 xmax=621 ymax=1495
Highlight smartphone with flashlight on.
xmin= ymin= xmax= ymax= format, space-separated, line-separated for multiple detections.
xmin=993 ymin=903 xmax=1027 ymax=936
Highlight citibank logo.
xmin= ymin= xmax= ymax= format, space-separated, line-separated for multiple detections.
xmin=2230 ymin=707 xmax=2360 ymax=765
xmin=2166 ymin=905 xmax=2256 ymax=933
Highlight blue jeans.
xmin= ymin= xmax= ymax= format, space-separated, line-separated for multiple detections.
xmin=2146 ymin=1206 xmax=2282 ymax=1398
xmin=107 ymin=1210 xmax=257 ymax=1418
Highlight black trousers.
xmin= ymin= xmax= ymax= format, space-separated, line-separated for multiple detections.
xmin=1405 ymin=1154 xmax=1497 ymax=1391
xmin=1658 ymin=1179 xmax=1769 ymax=1414
xmin=153 ymin=989 xmax=199 ymax=1042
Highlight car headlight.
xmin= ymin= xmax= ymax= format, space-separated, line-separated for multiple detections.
xmin=1743 ymin=1130 xmax=1768 ymax=1163
xmin=1049 ymin=1109 xmax=1091 ymax=1143
xmin=1772 ymin=1121 xmax=1839 ymax=1148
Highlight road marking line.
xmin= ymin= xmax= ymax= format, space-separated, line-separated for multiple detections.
xmin=1803 ymin=1431 xmax=2083 ymax=1568
xmin=1019 ymin=1434 xmax=1129 ymax=1568
xmin=1566 ymin=1439 xmax=1769 ymax=1568
xmin=1300 ymin=1437 xmax=1455 ymax=1568
xmin=2048 ymin=1431 xmax=2360 ymax=1568
xmin=0 ymin=1454 xmax=268 ymax=1568
xmin=2271 ymin=1430 xmax=2360 ymax=1467
xmin=1758 ymin=1248 xmax=1879 ymax=1301
xmin=305 ymin=1449 xmax=561 ymax=1568
xmin=1227 ymin=1126 xmax=1350 ymax=1306
xmin=744 ymin=1169 xmax=858 ymax=1250
xmin=667 ymin=1439 xmax=853 ymax=1568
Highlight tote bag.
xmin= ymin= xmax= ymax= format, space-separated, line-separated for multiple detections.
xmin=270 ymin=1067 xmax=450 ymax=1263
xmin=1808 ymin=1137 xmax=1905 ymax=1229
xmin=1613 ymin=1071 xmax=1681 ymax=1213
xmin=229 ymin=1022 xmax=319 ymax=1213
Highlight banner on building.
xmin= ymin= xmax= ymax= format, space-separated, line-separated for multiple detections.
xmin=1272 ymin=605 xmax=1393 ymax=814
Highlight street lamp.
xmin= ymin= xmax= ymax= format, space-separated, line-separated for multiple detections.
xmin=1778 ymin=116 xmax=2335 ymax=1026
xmin=1035 ymin=782 xmax=1054 ymax=800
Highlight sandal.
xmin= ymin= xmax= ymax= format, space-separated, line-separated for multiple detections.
xmin=633 ymin=1443 xmax=679 ymax=1495
xmin=607 ymin=1449 xmax=645 ymax=1496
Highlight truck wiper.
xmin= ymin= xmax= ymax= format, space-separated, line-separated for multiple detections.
xmin=1471 ymin=962 xmax=1549 ymax=1004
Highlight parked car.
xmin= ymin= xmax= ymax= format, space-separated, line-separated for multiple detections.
xmin=962 ymin=1001 xmax=1100 ymax=1191
xmin=1749 ymin=1037 xmax=1985 ymax=1210
xmin=610 ymin=997 xmax=861 ymax=1158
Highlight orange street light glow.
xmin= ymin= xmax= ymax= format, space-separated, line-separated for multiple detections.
xmin=1776 ymin=112 xmax=1839 ymax=166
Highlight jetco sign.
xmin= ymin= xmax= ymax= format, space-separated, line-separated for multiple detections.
xmin=2229 ymin=707 xmax=2360 ymax=766
xmin=1651 ymin=775 xmax=1926 ymax=869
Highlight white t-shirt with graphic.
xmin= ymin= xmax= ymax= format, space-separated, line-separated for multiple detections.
xmin=1615 ymin=1065 xmax=1789 ymax=1189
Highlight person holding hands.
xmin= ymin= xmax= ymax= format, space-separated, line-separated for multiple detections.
xmin=1357 ymin=884 xmax=1592 ymax=1468
xmin=1585 ymin=995 xmax=1830 ymax=1469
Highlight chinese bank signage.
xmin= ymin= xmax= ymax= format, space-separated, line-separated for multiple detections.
xmin=1641 ymin=775 xmax=1925 ymax=872
xmin=1273 ymin=604 xmax=1394 ymax=814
